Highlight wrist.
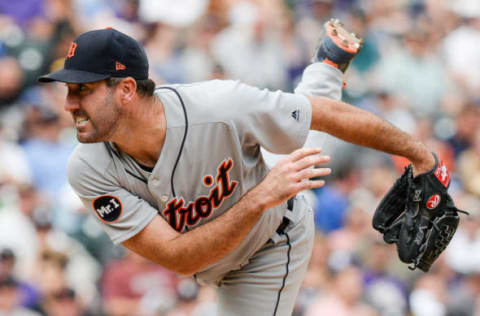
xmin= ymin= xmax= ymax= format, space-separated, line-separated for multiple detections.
xmin=246 ymin=183 xmax=277 ymax=212
xmin=411 ymin=151 xmax=436 ymax=176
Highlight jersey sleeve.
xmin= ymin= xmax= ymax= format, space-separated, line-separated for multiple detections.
xmin=67 ymin=150 xmax=158 ymax=244
xmin=294 ymin=62 xmax=343 ymax=99
xmin=206 ymin=80 xmax=312 ymax=154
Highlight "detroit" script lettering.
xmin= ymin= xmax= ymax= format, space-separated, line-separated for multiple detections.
xmin=163 ymin=158 xmax=238 ymax=232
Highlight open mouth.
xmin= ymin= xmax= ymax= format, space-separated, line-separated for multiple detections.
xmin=73 ymin=111 xmax=89 ymax=128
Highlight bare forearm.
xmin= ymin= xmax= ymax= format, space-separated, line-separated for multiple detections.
xmin=123 ymin=148 xmax=331 ymax=276
xmin=167 ymin=188 xmax=268 ymax=275
xmin=124 ymin=187 xmax=268 ymax=276
xmin=165 ymin=150 xmax=331 ymax=274
xmin=309 ymin=96 xmax=434 ymax=172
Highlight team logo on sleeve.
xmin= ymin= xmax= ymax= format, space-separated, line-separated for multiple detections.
xmin=92 ymin=195 xmax=123 ymax=223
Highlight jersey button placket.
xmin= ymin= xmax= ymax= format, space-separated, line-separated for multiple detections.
xmin=149 ymin=178 xmax=169 ymax=205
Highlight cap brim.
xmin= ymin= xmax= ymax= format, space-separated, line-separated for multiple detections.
xmin=38 ymin=69 xmax=110 ymax=83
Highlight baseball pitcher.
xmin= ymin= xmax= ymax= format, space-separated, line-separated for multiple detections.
xmin=38 ymin=20 xmax=450 ymax=316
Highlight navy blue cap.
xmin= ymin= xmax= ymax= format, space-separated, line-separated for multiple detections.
xmin=38 ymin=28 xmax=149 ymax=83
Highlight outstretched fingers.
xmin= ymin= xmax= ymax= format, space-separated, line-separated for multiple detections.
xmin=259 ymin=147 xmax=334 ymax=209
xmin=295 ymin=165 xmax=331 ymax=190
xmin=300 ymin=179 xmax=327 ymax=190
xmin=295 ymin=153 xmax=331 ymax=171
xmin=288 ymin=147 xmax=324 ymax=162
xmin=288 ymin=147 xmax=332 ymax=190
xmin=297 ymin=166 xmax=331 ymax=181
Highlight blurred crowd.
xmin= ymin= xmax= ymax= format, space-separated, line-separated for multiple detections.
xmin=1 ymin=0 xmax=480 ymax=315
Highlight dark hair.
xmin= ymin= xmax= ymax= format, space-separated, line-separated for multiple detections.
xmin=0 ymin=275 xmax=17 ymax=288
xmin=106 ymin=77 xmax=156 ymax=97
xmin=0 ymin=248 xmax=14 ymax=261
xmin=53 ymin=287 xmax=76 ymax=300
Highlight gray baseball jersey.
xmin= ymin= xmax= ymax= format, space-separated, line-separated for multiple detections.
xmin=262 ymin=62 xmax=343 ymax=168
xmin=67 ymin=79 xmax=312 ymax=285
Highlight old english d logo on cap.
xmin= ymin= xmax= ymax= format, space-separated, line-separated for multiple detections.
xmin=38 ymin=28 xmax=149 ymax=84
xmin=115 ymin=61 xmax=126 ymax=71
xmin=66 ymin=42 xmax=78 ymax=59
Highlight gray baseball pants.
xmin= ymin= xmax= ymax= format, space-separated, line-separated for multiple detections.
xmin=217 ymin=196 xmax=315 ymax=316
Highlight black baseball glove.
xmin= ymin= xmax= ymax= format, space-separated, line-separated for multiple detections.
xmin=372 ymin=154 xmax=468 ymax=272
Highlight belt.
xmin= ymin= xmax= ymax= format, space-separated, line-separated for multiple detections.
xmin=276 ymin=197 xmax=295 ymax=235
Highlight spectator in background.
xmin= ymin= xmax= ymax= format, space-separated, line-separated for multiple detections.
xmin=164 ymin=283 xmax=218 ymax=316
xmin=0 ymin=185 xmax=41 ymax=279
xmin=305 ymin=266 xmax=377 ymax=316
xmin=447 ymin=102 xmax=480 ymax=158
xmin=165 ymin=279 xmax=199 ymax=316
xmin=7 ymin=17 xmax=52 ymax=88
xmin=277 ymin=8 xmax=310 ymax=91
xmin=443 ymin=8 xmax=480 ymax=99
xmin=410 ymin=273 xmax=447 ymax=316
xmin=294 ymin=234 xmax=331 ymax=316
xmin=114 ymin=0 xmax=141 ymax=23
xmin=0 ymin=11 xmax=64 ymax=101
xmin=361 ymin=241 xmax=408 ymax=316
xmin=211 ymin=1 xmax=289 ymax=89
xmin=0 ymin=249 xmax=15 ymax=278
xmin=145 ymin=23 xmax=186 ymax=84
xmin=375 ymin=23 xmax=451 ymax=118
xmin=446 ymin=273 xmax=480 ymax=316
xmin=457 ymin=127 xmax=480 ymax=196
xmin=21 ymin=105 xmax=74 ymax=200
xmin=42 ymin=287 xmax=93 ymax=316
xmin=180 ymin=15 xmax=224 ymax=83
xmin=314 ymin=165 xmax=359 ymax=234
xmin=295 ymin=0 xmax=334 ymax=55
xmin=0 ymin=275 xmax=41 ymax=316
xmin=0 ymin=121 xmax=32 ymax=187
xmin=0 ymin=57 xmax=24 ymax=109
xmin=31 ymin=208 xmax=101 ymax=309
xmin=347 ymin=10 xmax=380 ymax=75
xmin=0 ymin=249 xmax=40 ymax=312
xmin=102 ymin=250 xmax=178 ymax=316
xmin=0 ymin=0 xmax=43 ymax=28
xmin=445 ymin=197 xmax=480 ymax=274
xmin=373 ymin=91 xmax=416 ymax=134
xmin=327 ymin=205 xmax=374 ymax=253
xmin=34 ymin=249 xmax=69 ymax=298
xmin=361 ymin=165 xmax=398 ymax=203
